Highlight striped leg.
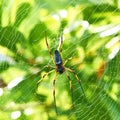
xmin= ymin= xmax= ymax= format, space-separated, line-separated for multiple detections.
xmin=65 ymin=72 xmax=74 ymax=109
xmin=53 ymin=72 xmax=58 ymax=114
xmin=65 ymin=68 xmax=86 ymax=97
xmin=37 ymin=69 xmax=55 ymax=86
xmin=58 ymin=30 xmax=63 ymax=53
xmin=63 ymin=57 xmax=72 ymax=65
xmin=45 ymin=31 xmax=55 ymax=65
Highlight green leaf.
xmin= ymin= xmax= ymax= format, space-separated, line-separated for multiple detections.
xmin=0 ymin=62 xmax=9 ymax=72
xmin=35 ymin=0 xmax=71 ymax=10
xmin=29 ymin=22 xmax=47 ymax=44
xmin=83 ymin=4 xmax=119 ymax=24
xmin=14 ymin=3 xmax=31 ymax=27
xmin=10 ymin=74 xmax=39 ymax=103
xmin=0 ymin=26 xmax=25 ymax=52
xmin=0 ymin=5 xmax=2 ymax=25
xmin=99 ymin=90 xmax=120 ymax=120
xmin=105 ymin=51 xmax=120 ymax=79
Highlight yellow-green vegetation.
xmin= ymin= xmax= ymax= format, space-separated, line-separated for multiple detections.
xmin=0 ymin=0 xmax=120 ymax=120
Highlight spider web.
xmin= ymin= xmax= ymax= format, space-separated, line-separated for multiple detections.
xmin=0 ymin=0 xmax=120 ymax=120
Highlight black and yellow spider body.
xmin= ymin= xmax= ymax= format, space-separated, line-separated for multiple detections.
xmin=37 ymin=31 xmax=85 ymax=114
xmin=54 ymin=50 xmax=65 ymax=74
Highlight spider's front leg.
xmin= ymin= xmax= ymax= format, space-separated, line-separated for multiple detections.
xmin=45 ymin=31 xmax=55 ymax=65
xmin=58 ymin=30 xmax=63 ymax=53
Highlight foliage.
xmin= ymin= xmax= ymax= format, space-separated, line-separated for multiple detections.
xmin=0 ymin=0 xmax=120 ymax=120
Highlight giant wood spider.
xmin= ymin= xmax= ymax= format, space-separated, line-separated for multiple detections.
xmin=37 ymin=31 xmax=85 ymax=114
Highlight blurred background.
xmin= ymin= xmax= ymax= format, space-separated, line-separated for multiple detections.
xmin=0 ymin=0 xmax=120 ymax=120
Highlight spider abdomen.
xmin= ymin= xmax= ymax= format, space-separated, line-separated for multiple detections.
xmin=54 ymin=50 xmax=65 ymax=73
xmin=54 ymin=50 xmax=62 ymax=65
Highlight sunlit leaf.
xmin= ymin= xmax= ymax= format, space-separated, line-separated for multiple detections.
xmin=14 ymin=3 xmax=31 ymax=27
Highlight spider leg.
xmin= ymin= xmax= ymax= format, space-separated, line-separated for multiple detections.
xmin=58 ymin=30 xmax=63 ymax=53
xmin=65 ymin=68 xmax=86 ymax=97
xmin=37 ymin=69 xmax=55 ymax=86
xmin=65 ymin=72 xmax=74 ymax=109
xmin=53 ymin=72 xmax=58 ymax=114
xmin=45 ymin=65 xmax=55 ymax=69
xmin=45 ymin=31 xmax=55 ymax=65
xmin=63 ymin=57 xmax=72 ymax=65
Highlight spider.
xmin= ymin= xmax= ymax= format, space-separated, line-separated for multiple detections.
xmin=37 ymin=31 xmax=85 ymax=114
